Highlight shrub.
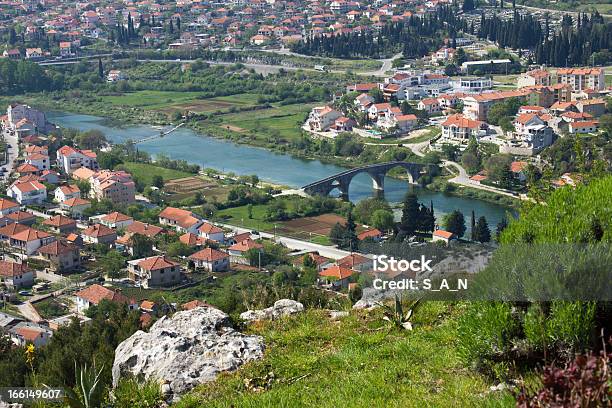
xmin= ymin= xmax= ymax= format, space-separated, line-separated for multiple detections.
xmin=113 ymin=378 xmax=166 ymax=408
xmin=515 ymin=345 xmax=611 ymax=407
xmin=546 ymin=301 xmax=596 ymax=356
xmin=456 ymin=302 xmax=519 ymax=378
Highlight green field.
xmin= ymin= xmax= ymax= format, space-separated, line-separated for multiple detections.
xmin=176 ymin=303 xmax=514 ymax=408
xmin=218 ymin=103 xmax=315 ymax=141
xmin=216 ymin=204 xmax=276 ymax=231
xmin=116 ymin=162 xmax=192 ymax=186
xmin=100 ymin=91 xmax=261 ymax=113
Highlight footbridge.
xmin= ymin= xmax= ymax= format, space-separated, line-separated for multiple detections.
xmin=301 ymin=161 xmax=429 ymax=200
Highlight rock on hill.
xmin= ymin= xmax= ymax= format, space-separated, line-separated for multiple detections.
xmin=112 ymin=306 xmax=265 ymax=399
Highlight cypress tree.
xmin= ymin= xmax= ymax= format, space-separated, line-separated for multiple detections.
xmin=98 ymin=58 xmax=104 ymax=79
xmin=474 ymin=216 xmax=491 ymax=243
xmin=470 ymin=210 xmax=476 ymax=241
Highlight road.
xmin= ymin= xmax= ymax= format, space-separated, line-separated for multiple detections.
xmin=405 ymin=133 xmax=520 ymax=198
xmin=515 ymin=3 xmax=612 ymax=18
xmin=218 ymin=222 xmax=353 ymax=260
xmin=1 ymin=127 xmax=19 ymax=180
xmin=358 ymin=53 xmax=403 ymax=77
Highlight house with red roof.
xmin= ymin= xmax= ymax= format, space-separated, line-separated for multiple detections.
xmin=357 ymin=228 xmax=383 ymax=242
xmin=37 ymin=240 xmax=81 ymax=273
xmin=128 ymin=255 xmax=182 ymax=288
xmin=228 ymin=238 xmax=263 ymax=264
xmin=10 ymin=323 xmax=52 ymax=347
xmin=82 ymin=224 xmax=117 ymax=245
xmin=432 ymin=229 xmax=456 ymax=245
xmin=0 ymin=260 xmax=33 ymax=288
xmin=307 ymin=106 xmax=343 ymax=132
xmin=42 ymin=215 xmax=77 ymax=234
xmin=10 ymin=227 xmax=55 ymax=255
xmin=319 ymin=264 xmax=354 ymax=288
xmin=158 ymin=207 xmax=203 ymax=233
xmin=7 ymin=180 xmax=46 ymax=205
xmin=59 ymin=197 xmax=91 ymax=218
xmin=440 ymin=114 xmax=487 ymax=145
xmin=6 ymin=211 xmax=35 ymax=226
xmin=197 ymin=222 xmax=225 ymax=243
xmin=100 ymin=212 xmax=133 ymax=229
xmin=337 ymin=253 xmax=373 ymax=272
xmin=0 ymin=198 xmax=20 ymax=217
xmin=56 ymin=145 xmax=99 ymax=175
xmin=189 ymin=248 xmax=230 ymax=272
xmin=54 ymin=184 xmax=81 ymax=203
xmin=75 ymin=284 xmax=129 ymax=313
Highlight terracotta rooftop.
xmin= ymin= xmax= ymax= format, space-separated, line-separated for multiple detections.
xmin=75 ymin=284 xmax=128 ymax=305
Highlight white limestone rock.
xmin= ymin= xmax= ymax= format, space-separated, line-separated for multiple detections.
xmin=112 ymin=306 xmax=264 ymax=399
xmin=240 ymin=299 xmax=304 ymax=322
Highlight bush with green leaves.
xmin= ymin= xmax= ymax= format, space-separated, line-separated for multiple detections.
xmin=456 ymin=302 xmax=519 ymax=377
xmin=112 ymin=378 xmax=165 ymax=408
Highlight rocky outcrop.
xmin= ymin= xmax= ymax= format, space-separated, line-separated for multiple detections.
xmin=112 ymin=306 xmax=264 ymax=399
xmin=239 ymin=299 xmax=304 ymax=322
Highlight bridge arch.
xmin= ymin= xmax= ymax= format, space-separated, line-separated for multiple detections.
xmin=302 ymin=161 xmax=428 ymax=200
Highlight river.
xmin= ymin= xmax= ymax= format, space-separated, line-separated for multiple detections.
xmin=47 ymin=112 xmax=513 ymax=230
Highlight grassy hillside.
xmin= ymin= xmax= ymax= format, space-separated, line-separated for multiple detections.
xmin=176 ymin=302 xmax=515 ymax=407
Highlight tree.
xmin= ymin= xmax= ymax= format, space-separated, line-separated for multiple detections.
xmin=474 ymin=216 xmax=491 ymax=243
xmin=250 ymin=175 xmax=259 ymax=187
xmin=368 ymin=87 xmax=384 ymax=103
xmin=131 ymin=234 xmax=154 ymax=258
xmin=329 ymin=223 xmax=346 ymax=247
xmin=247 ymin=204 xmax=253 ymax=219
xmin=76 ymin=179 xmax=91 ymax=199
xmin=302 ymin=254 xmax=317 ymax=270
xmin=399 ymin=193 xmax=420 ymax=237
xmin=371 ymin=209 xmax=395 ymax=232
xmin=496 ymin=217 xmax=508 ymax=241
xmin=470 ymin=210 xmax=476 ymax=241
xmin=76 ymin=130 xmax=107 ymax=150
xmin=101 ymin=251 xmax=126 ymax=280
xmin=343 ymin=206 xmax=358 ymax=250
xmin=151 ymin=175 xmax=164 ymax=189
xmin=353 ymin=198 xmax=391 ymax=224
xmin=98 ymin=58 xmax=104 ymax=79
xmin=166 ymin=242 xmax=194 ymax=258
xmin=443 ymin=210 xmax=466 ymax=238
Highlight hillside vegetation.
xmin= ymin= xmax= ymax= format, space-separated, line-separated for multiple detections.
xmin=176 ymin=303 xmax=514 ymax=407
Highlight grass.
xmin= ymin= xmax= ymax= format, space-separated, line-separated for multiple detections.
xmin=175 ymin=303 xmax=515 ymax=407
xmin=217 ymin=103 xmax=316 ymax=141
xmin=404 ymin=127 xmax=441 ymax=144
xmin=116 ymin=162 xmax=192 ymax=186
xmin=100 ymin=91 xmax=261 ymax=113
xmin=216 ymin=204 xmax=276 ymax=231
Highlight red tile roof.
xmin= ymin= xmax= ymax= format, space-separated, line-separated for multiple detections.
xmin=37 ymin=240 xmax=78 ymax=256
xmin=0 ymin=260 xmax=29 ymax=277
xmin=76 ymin=284 xmax=128 ymax=305
xmin=319 ymin=265 xmax=353 ymax=279
xmin=189 ymin=248 xmax=229 ymax=262
xmin=137 ymin=255 xmax=179 ymax=271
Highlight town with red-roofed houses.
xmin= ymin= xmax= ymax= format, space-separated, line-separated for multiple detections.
xmin=0 ymin=0 xmax=610 ymax=405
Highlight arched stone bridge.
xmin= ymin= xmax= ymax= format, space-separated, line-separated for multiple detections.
xmin=301 ymin=161 xmax=429 ymax=200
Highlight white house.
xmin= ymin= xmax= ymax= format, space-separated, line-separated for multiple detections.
xmin=189 ymin=248 xmax=230 ymax=272
xmin=9 ymin=227 xmax=55 ymax=255
xmin=127 ymin=256 xmax=182 ymax=288
xmin=307 ymin=106 xmax=343 ymax=132
xmin=56 ymin=145 xmax=99 ymax=175
xmin=25 ymin=153 xmax=50 ymax=171
xmin=197 ymin=222 xmax=225 ymax=243
xmin=75 ymin=284 xmax=129 ymax=314
xmin=7 ymin=181 xmax=47 ymax=205
xmin=100 ymin=212 xmax=134 ymax=229
xmin=440 ymin=114 xmax=486 ymax=145
xmin=0 ymin=260 xmax=33 ymax=288
xmin=0 ymin=198 xmax=20 ymax=217
xmin=54 ymin=184 xmax=81 ymax=203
